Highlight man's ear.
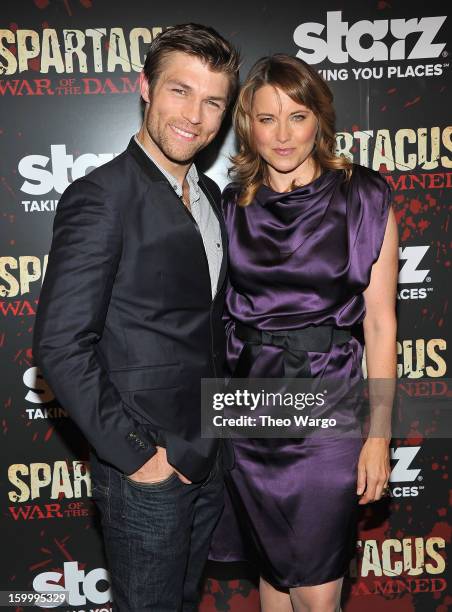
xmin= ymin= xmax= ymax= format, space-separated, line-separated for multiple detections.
xmin=139 ymin=71 xmax=151 ymax=104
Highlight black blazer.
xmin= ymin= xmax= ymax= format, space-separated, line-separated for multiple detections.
xmin=33 ymin=137 xmax=233 ymax=482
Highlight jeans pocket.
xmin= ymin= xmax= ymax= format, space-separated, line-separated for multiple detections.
xmin=123 ymin=471 xmax=180 ymax=491
xmin=91 ymin=480 xmax=111 ymax=523
xmin=91 ymin=481 xmax=109 ymax=496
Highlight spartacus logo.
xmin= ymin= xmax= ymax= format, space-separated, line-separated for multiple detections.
xmin=293 ymin=12 xmax=447 ymax=64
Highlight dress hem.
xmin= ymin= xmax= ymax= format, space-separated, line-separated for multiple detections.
xmin=208 ymin=557 xmax=350 ymax=590
xmin=261 ymin=568 xmax=350 ymax=590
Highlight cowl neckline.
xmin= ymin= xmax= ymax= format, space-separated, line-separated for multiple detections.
xmin=254 ymin=168 xmax=339 ymax=209
xmin=251 ymin=169 xmax=342 ymax=256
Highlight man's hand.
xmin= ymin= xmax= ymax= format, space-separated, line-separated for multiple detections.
xmin=128 ymin=447 xmax=192 ymax=484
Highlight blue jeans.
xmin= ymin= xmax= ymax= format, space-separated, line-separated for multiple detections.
xmin=90 ymin=449 xmax=224 ymax=611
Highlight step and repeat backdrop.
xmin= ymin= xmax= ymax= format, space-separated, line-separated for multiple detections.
xmin=1 ymin=1 xmax=450 ymax=610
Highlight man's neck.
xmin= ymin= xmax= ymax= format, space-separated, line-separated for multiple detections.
xmin=136 ymin=127 xmax=191 ymax=185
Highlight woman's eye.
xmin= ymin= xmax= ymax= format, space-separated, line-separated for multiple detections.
xmin=260 ymin=117 xmax=274 ymax=124
xmin=292 ymin=114 xmax=306 ymax=121
xmin=172 ymin=88 xmax=186 ymax=95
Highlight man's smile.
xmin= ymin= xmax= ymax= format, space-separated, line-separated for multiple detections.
xmin=169 ymin=124 xmax=199 ymax=140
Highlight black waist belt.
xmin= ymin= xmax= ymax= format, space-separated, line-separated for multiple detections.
xmin=233 ymin=323 xmax=352 ymax=378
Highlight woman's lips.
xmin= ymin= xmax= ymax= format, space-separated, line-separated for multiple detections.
xmin=273 ymin=148 xmax=295 ymax=156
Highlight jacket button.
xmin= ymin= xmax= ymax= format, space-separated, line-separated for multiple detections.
xmin=127 ymin=432 xmax=147 ymax=449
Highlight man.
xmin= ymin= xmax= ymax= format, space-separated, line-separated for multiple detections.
xmin=33 ymin=23 xmax=240 ymax=611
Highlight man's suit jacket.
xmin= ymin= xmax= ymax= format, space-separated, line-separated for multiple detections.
xmin=33 ymin=137 xmax=233 ymax=482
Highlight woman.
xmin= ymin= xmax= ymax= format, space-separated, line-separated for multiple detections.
xmin=209 ymin=54 xmax=398 ymax=611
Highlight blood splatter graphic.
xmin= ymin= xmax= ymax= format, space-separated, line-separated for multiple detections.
xmin=404 ymin=96 xmax=421 ymax=108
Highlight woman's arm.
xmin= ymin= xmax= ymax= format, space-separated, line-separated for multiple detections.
xmin=357 ymin=205 xmax=399 ymax=504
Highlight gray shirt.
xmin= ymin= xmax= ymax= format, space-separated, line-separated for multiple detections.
xmin=134 ymin=135 xmax=223 ymax=299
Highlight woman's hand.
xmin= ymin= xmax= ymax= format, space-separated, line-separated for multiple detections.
xmin=356 ymin=438 xmax=391 ymax=504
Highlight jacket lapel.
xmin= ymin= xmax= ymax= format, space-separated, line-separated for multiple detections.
xmin=127 ymin=137 xmax=169 ymax=183
xmin=198 ymin=174 xmax=228 ymax=299
xmin=128 ymin=137 xmax=227 ymax=301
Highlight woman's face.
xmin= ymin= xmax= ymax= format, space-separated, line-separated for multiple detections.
xmin=250 ymin=84 xmax=318 ymax=182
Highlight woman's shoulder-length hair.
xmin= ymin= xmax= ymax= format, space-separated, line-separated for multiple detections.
xmin=230 ymin=53 xmax=353 ymax=206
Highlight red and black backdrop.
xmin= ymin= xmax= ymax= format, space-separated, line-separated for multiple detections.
xmin=1 ymin=1 xmax=450 ymax=610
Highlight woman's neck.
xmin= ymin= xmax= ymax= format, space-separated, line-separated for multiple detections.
xmin=266 ymin=158 xmax=320 ymax=192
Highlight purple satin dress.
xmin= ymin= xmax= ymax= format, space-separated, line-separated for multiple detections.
xmin=209 ymin=164 xmax=392 ymax=588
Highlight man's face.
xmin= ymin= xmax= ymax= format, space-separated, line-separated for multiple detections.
xmin=140 ymin=51 xmax=230 ymax=167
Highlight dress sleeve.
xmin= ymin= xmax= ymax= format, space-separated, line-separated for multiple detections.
xmin=350 ymin=165 xmax=393 ymax=288
xmin=370 ymin=176 xmax=392 ymax=266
